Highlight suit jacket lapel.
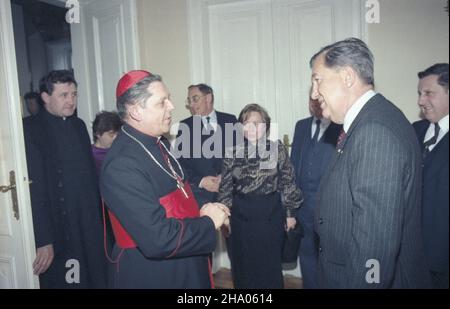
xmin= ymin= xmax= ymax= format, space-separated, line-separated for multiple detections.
xmin=424 ymin=133 xmax=448 ymax=171
xmin=322 ymin=94 xmax=379 ymax=175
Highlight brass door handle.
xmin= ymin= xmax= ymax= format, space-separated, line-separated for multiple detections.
xmin=1 ymin=171 xmax=19 ymax=220
xmin=0 ymin=183 xmax=16 ymax=193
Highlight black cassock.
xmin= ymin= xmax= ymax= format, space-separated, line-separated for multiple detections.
xmin=23 ymin=109 xmax=107 ymax=288
xmin=100 ymin=124 xmax=217 ymax=289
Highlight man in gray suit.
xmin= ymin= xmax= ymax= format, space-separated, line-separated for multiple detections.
xmin=310 ymin=38 xmax=430 ymax=288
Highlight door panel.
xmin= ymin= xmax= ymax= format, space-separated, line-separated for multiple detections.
xmin=71 ymin=0 xmax=140 ymax=134
xmin=0 ymin=1 xmax=39 ymax=289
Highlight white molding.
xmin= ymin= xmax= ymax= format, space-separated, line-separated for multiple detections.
xmin=127 ymin=0 xmax=140 ymax=69
xmin=187 ymin=0 xmax=207 ymax=83
xmin=71 ymin=0 xmax=141 ymax=133
xmin=0 ymin=256 xmax=17 ymax=289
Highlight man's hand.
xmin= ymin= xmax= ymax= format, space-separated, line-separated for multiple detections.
xmin=200 ymin=202 xmax=230 ymax=230
xmin=199 ymin=176 xmax=221 ymax=193
xmin=33 ymin=244 xmax=54 ymax=275
xmin=221 ymin=217 xmax=231 ymax=237
xmin=286 ymin=217 xmax=296 ymax=231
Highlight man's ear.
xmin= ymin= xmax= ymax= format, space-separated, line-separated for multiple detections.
xmin=128 ymin=104 xmax=142 ymax=122
xmin=206 ymin=93 xmax=213 ymax=104
xmin=340 ymin=66 xmax=356 ymax=88
xmin=41 ymin=92 xmax=50 ymax=105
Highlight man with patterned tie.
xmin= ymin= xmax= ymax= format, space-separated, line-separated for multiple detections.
xmin=413 ymin=63 xmax=449 ymax=289
xmin=310 ymin=38 xmax=430 ymax=288
xmin=290 ymin=97 xmax=341 ymax=288
xmin=176 ymin=84 xmax=238 ymax=207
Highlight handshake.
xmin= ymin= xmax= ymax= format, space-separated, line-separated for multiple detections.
xmin=200 ymin=203 xmax=230 ymax=230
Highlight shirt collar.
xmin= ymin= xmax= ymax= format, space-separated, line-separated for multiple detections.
xmin=343 ymin=90 xmax=377 ymax=132
xmin=313 ymin=116 xmax=331 ymax=127
xmin=437 ymin=114 xmax=449 ymax=134
xmin=202 ymin=110 xmax=217 ymax=123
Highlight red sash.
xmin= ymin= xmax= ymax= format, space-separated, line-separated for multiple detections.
xmin=108 ymin=181 xmax=199 ymax=249
xmin=104 ymin=181 xmax=214 ymax=288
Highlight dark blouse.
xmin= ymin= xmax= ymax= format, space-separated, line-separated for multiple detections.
xmin=218 ymin=139 xmax=302 ymax=218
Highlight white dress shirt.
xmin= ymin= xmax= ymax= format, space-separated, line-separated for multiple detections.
xmin=343 ymin=90 xmax=377 ymax=133
xmin=311 ymin=117 xmax=331 ymax=141
xmin=423 ymin=114 xmax=449 ymax=151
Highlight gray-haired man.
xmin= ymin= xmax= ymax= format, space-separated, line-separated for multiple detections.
xmin=310 ymin=38 xmax=430 ymax=288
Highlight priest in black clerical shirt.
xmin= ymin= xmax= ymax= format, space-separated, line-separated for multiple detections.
xmin=23 ymin=70 xmax=107 ymax=288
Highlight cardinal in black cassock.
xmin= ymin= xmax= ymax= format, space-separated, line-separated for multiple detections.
xmin=100 ymin=70 xmax=220 ymax=288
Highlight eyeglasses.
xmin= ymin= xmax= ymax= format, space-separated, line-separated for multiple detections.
xmin=185 ymin=95 xmax=206 ymax=106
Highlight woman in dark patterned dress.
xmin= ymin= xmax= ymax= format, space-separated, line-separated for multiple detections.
xmin=218 ymin=103 xmax=303 ymax=289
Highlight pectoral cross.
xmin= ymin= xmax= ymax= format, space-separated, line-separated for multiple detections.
xmin=177 ymin=179 xmax=188 ymax=199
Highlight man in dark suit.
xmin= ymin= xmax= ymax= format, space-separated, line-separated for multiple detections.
xmin=290 ymin=97 xmax=341 ymax=288
xmin=413 ymin=63 xmax=449 ymax=289
xmin=176 ymin=84 xmax=237 ymax=206
xmin=23 ymin=70 xmax=107 ymax=288
xmin=310 ymin=38 xmax=430 ymax=288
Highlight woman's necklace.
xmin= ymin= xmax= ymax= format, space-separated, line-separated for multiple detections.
xmin=121 ymin=126 xmax=188 ymax=198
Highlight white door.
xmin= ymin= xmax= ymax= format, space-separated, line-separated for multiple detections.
xmin=71 ymin=0 xmax=140 ymax=130
xmin=188 ymin=0 xmax=366 ymax=276
xmin=0 ymin=1 xmax=39 ymax=289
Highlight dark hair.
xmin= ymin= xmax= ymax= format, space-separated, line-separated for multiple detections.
xmin=188 ymin=83 xmax=214 ymax=103
xmin=418 ymin=63 xmax=449 ymax=91
xmin=238 ymin=103 xmax=271 ymax=134
xmin=116 ymin=74 xmax=162 ymax=120
xmin=92 ymin=111 xmax=123 ymax=143
xmin=24 ymin=92 xmax=40 ymax=102
xmin=39 ymin=70 xmax=78 ymax=95
xmin=310 ymin=37 xmax=374 ymax=86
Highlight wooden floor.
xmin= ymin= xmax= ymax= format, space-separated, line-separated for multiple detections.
xmin=213 ymin=268 xmax=303 ymax=289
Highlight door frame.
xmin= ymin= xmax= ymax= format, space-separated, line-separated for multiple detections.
xmin=0 ymin=0 xmax=39 ymax=289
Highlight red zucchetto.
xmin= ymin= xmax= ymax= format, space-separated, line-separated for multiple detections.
xmin=116 ymin=70 xmax=151 ymax=99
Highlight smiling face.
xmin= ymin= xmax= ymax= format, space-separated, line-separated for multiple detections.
xmin=418 ymin=74 xmax=449 ymax=123
xmin=136 ymin=81 xmax=174 ymax=137
xmin=42 ymin=82 xmax=78 ymax=118
xmin=310 ymin=54 xmax=350 ymax=124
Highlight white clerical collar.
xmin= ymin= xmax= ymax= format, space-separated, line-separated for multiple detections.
xmin=343 ymin=90 xmax=377 ymax=132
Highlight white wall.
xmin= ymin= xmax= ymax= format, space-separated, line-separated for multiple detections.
xmin=137 ymin=0 xmax=449 ymax=124
xmin=368 ymin=0 xmax=449 ymax=122
xmin=137 ymin=0 xmax=191 ymax=125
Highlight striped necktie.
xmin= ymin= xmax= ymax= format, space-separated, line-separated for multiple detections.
xmin=423 ymin=123 xmax=440 ymax=159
